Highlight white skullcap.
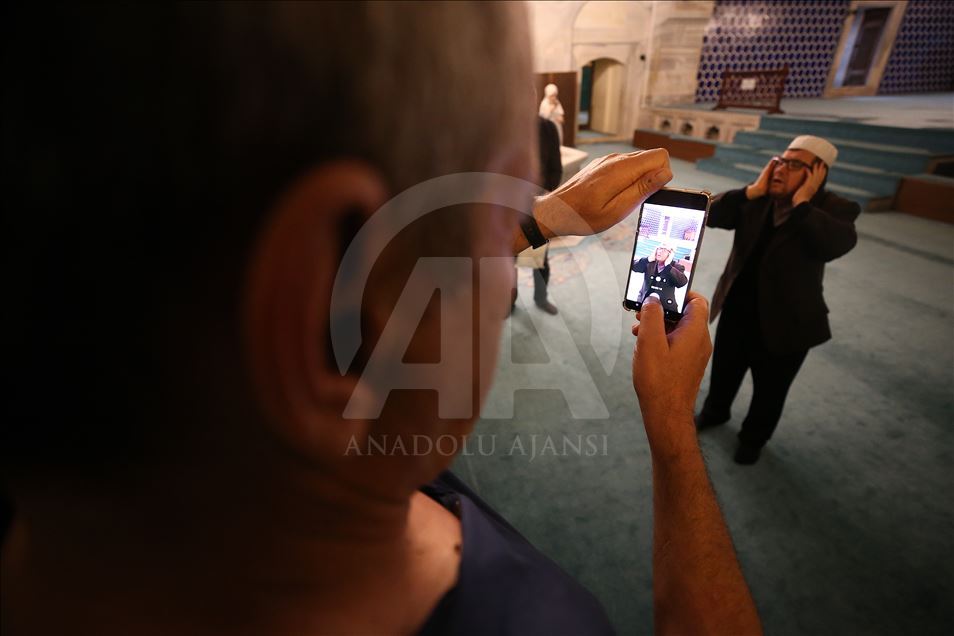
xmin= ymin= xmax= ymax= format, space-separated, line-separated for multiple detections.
xmin=544 ymin=83 xmax=558 ymax=96
xmin=787 ymin=135 xmax=838 ymax=167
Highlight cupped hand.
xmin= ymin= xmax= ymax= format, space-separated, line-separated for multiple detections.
xmin=631 ymin=292 xmax=713 ymax=460
xmin=792 ymin=161 xmax=826 ymax=206
xmin=533 ymin=148 xmax=672 ymax=238
xmin=745 ymin=157 xmax=777 ymax=200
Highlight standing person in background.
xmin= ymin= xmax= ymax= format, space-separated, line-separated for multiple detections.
xmin=696 ymin=136 xmax=860 ymax=465
xmin=537 ymin=116 xmax=563 ymax=199
xmin=538 ymin=83 xmax=565 ymax=145
xmin=513 ymin=115 xmax=562 ymax=315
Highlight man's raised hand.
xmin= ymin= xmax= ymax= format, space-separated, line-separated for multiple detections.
xmin=533 ymin=148 xmax=672 ymax=238
xmin=745 ymin=157 xmax=777 ymax=200
xmin=792 ymin=161 xmax=827 ymax=206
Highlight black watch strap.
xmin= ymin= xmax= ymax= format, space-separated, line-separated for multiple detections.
xmin=519 ymin=214 xmax=548 ymax=249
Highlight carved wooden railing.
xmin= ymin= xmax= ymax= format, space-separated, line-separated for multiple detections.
xmin=713 ymin=66 xmax=789 ymax=114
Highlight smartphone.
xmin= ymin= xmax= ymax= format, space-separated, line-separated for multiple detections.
xmin=622 ymin=187 xmax=712 ymax=321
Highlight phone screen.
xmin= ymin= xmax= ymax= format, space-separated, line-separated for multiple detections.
xmin=623 ymin=189 xmax=711 ymax=320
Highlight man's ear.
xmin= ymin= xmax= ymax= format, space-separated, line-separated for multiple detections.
xmin=243 ymin=161 xmax=388 ymax=458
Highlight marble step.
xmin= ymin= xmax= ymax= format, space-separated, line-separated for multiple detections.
xmin=758 ymin=115 xmax=954 ymax=154
xmin=733 ymin=130 xmax=933 ymax=174
xmin=712 ymin=144 xmax=902 ymax=197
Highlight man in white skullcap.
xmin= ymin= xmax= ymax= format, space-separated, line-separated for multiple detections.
xmin=631 ymin=240 xmax=689 ymax=312
xmin=696 ymin=135 xmax=861 ymax=464
xmin=538 ymin=82 xmax=565 ymax=144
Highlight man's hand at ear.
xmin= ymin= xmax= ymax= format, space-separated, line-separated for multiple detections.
xmin=514 ymin=148 xmax=672 ymax=254
xmin=745 ymin=157 xmax=777 ymax=200
xmin=792 ymin=161 xmax=827 ymax=207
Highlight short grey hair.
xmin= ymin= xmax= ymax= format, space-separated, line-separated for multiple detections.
xmin=270 ymin=1 xmax=535 ymax=194
xmin=1 ymin=2 xmax=537 ymax=478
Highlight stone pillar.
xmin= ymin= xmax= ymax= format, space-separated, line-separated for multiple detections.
xmin=643 ymin=1 xmax=715 ymax=108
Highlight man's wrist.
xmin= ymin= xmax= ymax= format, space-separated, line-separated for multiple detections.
xmin=791 ymin=196 xmax=811 ymax=208
xmin=531 ymin=195 xmax=559 ymax=240
xmin=639 ymin=403 xmax=699 ymax=463
xmin=648 ymin=428 xmax=701 ymax=466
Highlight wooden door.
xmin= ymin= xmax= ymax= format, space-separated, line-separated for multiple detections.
xmin=844 ymin=7 xmax=891 ymax=86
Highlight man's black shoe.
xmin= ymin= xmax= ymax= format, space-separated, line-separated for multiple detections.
xmin=734 ymin=442 xmax=762 ymax=465
xmin=535 ymin=300 xmax=559 ymax=315
xmin=694 ymin=411 xmax=729 ymax=431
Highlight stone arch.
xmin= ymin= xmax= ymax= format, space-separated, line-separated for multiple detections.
xmin=571 ymin=1 xmax=652 ymax=140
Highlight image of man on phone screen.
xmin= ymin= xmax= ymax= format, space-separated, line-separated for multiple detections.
xmin=632 ymin=241 xmax=688 ymax=311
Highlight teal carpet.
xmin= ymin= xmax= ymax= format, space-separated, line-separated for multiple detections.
xmin=453 ymin=153 xmax=954 ymax=635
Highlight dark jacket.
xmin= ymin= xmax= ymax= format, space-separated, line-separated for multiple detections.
xmin=538 ymin=116 xmax=562 ymax=192
xmin=632 ymin=257 xmax=688 ymax=310
xmin=708 ymin=187 xmax=860 ymax=354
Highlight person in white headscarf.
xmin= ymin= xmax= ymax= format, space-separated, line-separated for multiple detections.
xmin=538 ymin=83 xmax=565 ymax=145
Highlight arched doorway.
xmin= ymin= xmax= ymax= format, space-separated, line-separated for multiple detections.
xmin=579 ymin=62 xmax=594 ymax=130
xmin=584 ymin=58 xmax=625 ymax=136
xmin=578 ymin=57 xmax=626 ymax=138
xmin=572 ymin=1 xmax=650 ymax=143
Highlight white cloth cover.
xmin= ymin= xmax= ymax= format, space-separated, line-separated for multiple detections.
xmin=515 ymin=244 xmax=548 ymax=269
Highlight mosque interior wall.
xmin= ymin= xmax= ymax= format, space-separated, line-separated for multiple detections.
xmin=879 ymin=0 xmax=954 ymax=94
xmin=526 ymin=0 xmax=953 ymax=147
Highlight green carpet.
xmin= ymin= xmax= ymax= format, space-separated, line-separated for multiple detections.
xmin=453 ymin=154 xmax=954 ymax=635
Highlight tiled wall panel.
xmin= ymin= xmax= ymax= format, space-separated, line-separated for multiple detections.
xmin=879 ymin=0 xmax=954 ymax=94
xmin=695 ymin=0 xmax=850 ymax=102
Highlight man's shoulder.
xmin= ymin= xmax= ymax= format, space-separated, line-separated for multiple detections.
xmin=818 ymin=190 xmax=862 ymax=216
xmin=711 ymin=187 xmax=757 ymax=216
xmin=420 ymin=472 xmax=616 ymax=635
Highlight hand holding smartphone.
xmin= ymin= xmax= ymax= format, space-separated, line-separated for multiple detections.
xmin=623 ymin=188 xmax=711 ymax=322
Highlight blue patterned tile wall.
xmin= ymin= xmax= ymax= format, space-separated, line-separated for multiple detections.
xmin=695 ymin=0 xmax=850 ymax=102
xmin=879 ymin=0 xmax=954 ymax=94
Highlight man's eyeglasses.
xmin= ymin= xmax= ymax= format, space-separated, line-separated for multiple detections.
xmin=772 ymin=156 xmax=813 ymax=171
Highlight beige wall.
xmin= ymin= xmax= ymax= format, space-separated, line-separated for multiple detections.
xmin=526 ymin=1 xmax=713 ymax=139
xmin=526 ymin=1 xmax=583 ymax=72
